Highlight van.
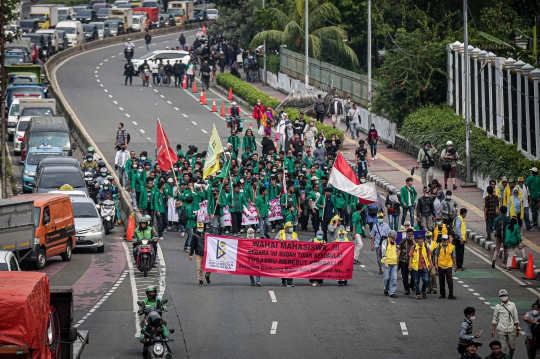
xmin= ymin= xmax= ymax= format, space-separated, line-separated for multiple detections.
xmin=56 ymin=20 xmax=84 ymax=47
xmin=22 ymin=116 xmax=76 ymax=157
xmin=36 ymin=29 xmax=59 ymax=54
xmin=0 ymin=194 xmax=75 ymax=269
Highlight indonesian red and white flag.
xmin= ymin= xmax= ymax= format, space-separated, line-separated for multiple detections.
xmin=156 ymin=120 xmax=178 ymax=172
xmin=329 ymin=152 xmax=378 ymax=203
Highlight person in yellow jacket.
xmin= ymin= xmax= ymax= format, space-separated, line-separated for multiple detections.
xmin=506 ymin=187 xmax=524 ymax=227
xmin=434 ymin=235 xmax=457 ymax=299
xmin=275 ymin=221 xmax=298 ymax=287
xmin=502 ymin=178 xmax=522 ymax=207
xmin=408 ymin=235 xmax=432 ymax=300
xmin=433 ymin=214 xmax=450 ymax=243
xmin=309 ymin=230 xmax=325 ymax=287
xmin=335 ymin=229 xmax=350 ymax=286
xmin=453 ymin=208 xmax=468 ymax=271
xmin=381 ymin=230 xmax=398 ymax=298
xmin=425 ymin=231 xmax=438 ymax=295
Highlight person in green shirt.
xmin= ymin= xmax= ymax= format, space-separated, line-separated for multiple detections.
xmin=526 ymin=168 xmax=540 ymax=226
xmin=183 ymin=196 xmax=197 ymax=250
xmin=176 ymin=144 xmax=184 ymax=158
xmin=400 ymin=177 xmax=418 ymax=226
xmin=242 ymin=128 xmax=257 ymax=153
xmin=284 ymin=150 xmax=295 ymax=173
xmin=139 ymin=178 xmax=155 ymax=221
xmin=281 ymin=182 xmax=298 ymax=218
xmin=228 ymin=183 xmax=248 ymax=235
xmin=351 ymin=203 xmax=366 ymax=265
xmin=333 ymin=190 xmax=347 ymax=228
xmin=256 ymin=187 xmax=270 ymax=238
xmin=307 ymin=183 xmax=320 ymax=236
xmin=284 ymin=204 xmax=296 ymax=230
xmin=152 ymin=181 xmax=166 ymax=239
xmin=207 ymin=188 xmax=224 ymax=234
xmin=227 ymin=130 xmax=241 ymax=159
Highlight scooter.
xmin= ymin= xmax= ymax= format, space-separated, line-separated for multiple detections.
xmin=135 ymin=238 xmax=154 ymax=277
xmin=97 ymin=199 xmax=115 ymax=235
xmin=83 ymin=168 xmax=96 ymax=199
xmin=125 ymin=47 xmax=134 ymax=60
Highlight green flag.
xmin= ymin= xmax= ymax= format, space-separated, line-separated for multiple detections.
xmin=216 ymin=157 xmax=231 ymax=180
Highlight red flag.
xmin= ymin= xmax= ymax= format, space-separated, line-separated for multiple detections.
xmin=328 ymin=152 xmax=378 ymax=204
xmin=156 ymin=120 xmax=178 ymax=172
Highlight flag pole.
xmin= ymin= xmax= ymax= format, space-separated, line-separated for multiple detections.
xmin=213 ymin=153 xmax=231 ymax=214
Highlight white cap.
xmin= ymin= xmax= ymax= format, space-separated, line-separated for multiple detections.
xmin=167 ymin=178 xmax=174 ymax=183
xmin=446 ymin=140 xmax=453 ymax=146
xmin=530 ymin=167 xmax=538 ymax=172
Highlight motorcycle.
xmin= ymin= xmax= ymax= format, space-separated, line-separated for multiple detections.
xmin=97 ymin=199 xmax=115 ymax=235
xmin=137 ymin=299 xmax=168 ymax=326
xmin=141 ymin=326 xmax=174 ymax=359
xmin=125 ymin=47 xmax=134 ymax=60
xmin=135 ymin=238 xmax=155 ymax=277
xmin=226 ymin=115 xmax=243 ymax=133
xmin=83 ymin=168 xmax=96 ymax=198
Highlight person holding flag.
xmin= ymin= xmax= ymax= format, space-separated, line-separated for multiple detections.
xmin=203 ymin=125 xmax=224 ymax=180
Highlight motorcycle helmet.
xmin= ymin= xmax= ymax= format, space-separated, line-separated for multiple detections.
xmin=98 ymin=161 xmax=107 ymax=169
xmin=139 ymin=217 xmax=148 ymax=228
xmin=127 ymin=38 xmax=131 ymax=41
xmin=146 ymin=285 xmax=157 ymax=301
xmin=146 ymin=311 xmax=161 ymax=326
xmin=99 ymin=167 xmax=108 ymax=177
xmin=102 ymin=180 xmax=110 ymax=190
xmin=85 ymin=153 xmax=93 ymax=162
xmin=88 ymin=146 xmax=95 ymax=153
xmin=106 ymin=175 xmax=114 ymax=182
xmin=144 ymin=215 xmax=152 ymax=222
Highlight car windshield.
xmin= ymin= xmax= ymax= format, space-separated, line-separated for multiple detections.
xmin=207 ymin=9 xmax=217 ymax=14
xmin=167 ymin=9 xmax=182 ymax=16
xmin=34 ymin=207 xmax=41 ymax=227
xmin=107 ymin=22 xmax=119 ymax=28
xmin=57 ymin=27 xmax=76 ymax=34
xmin=138 ymin=52 xmax=156 ymax=60
xmin=58 ymin=9 xmax=68 ymax=14
xmin=141 ymin=1 xmax=157 ymax=6
xmin=29 ymin=132 xmax=70 ymax=149
xmin=117 ymin=4 xmax=131 ymax=7
xmin=11 ymin=87 xmax=42 ymax=96
xmin=21 ymin=108 xmax=53 ymax=117
xmin=72 ymin=202 xmax=99 ymax=218
xmin=9 ymin=104 xmax=19 ymax=117
xmin=4 ymin=57 xmax=24 ymax=65
xmin=29 ymin=14 xmax=47 ymax=21
xmin=27 ymin=151 xmax=63 ymax=165
xmin=58 ymin=14 xmax=69 ymax=21
xmin=77 ymin=10 xmax=92 ymax=16
xmin=39 ymin=171 xmax=85 ymax=188
xmin=83 ymin=25 xmax=95 ymax=31
xmin=97 ymin=9 xmax=109 ymax=15
xmin=11 ymin=75 xmax=37 ymax=84
xmin=17 ymin=121 xmax=30 ymax=132
xmin=23 ymin=35 xmax=42 ymax=42
xmin=92 ymin=23 xmax=103 ymax=29
xmin=133 ymin=17 xmax=139 ymax=24
xmin=20 ymin=21 xmax=35 ymax=27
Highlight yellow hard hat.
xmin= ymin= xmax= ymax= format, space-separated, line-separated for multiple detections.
xmin=197 ymin=222 xmax=205 ymax=228
xmin=338 ymin=229 xmax=346 ymax=235
xmin=284 ymin=222 xmax=293 ymax=227
xmin=426 ymin=231 xmax=433 ymax=237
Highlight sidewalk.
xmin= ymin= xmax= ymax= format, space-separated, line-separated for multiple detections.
xmin=240 ymin=76 xmax=540 ymax=277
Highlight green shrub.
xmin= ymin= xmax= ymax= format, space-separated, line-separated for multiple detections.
xmin=400 ymin=105 xmax=540 ymax=180
xmin=216 ymin=73 xmax=280 ymax=109
xmin=257 ymin=54 xmax=280 ymax=75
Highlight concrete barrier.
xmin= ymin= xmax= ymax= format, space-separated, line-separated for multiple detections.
xmin=44 ymin=21 xmax=214 ymax=229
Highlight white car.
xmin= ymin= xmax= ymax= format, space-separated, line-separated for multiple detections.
xmin=131 ymin=50 xmax=190 ymax=70
xmin=71 ymin=196 xmax=105 ymax=253
xmin=112 ymin=0 xmax=129 ymax=8
xmin=206 ymin=8 xmax=218 ymax=20
xmin=7 ymin=98 xmax=21 ymax=141
xmin=89 ymin=21 xmax=109 ymax=39
xmin=13 ymin=119 xmax=30 ymax=155
xmin=0 ymin=251 xmax=21 ymax=271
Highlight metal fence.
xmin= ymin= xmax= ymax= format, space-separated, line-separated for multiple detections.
xmin=279 ymin=48 xmax=379 ymax=108
xmin=447 ymin=42 xmax=540 ymax=159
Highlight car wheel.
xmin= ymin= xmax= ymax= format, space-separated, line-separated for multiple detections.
xmin=97 ymin=244 xmax=105 ymax=253
xmin=36 ymin=249 xmax=47 ymax=269
xmin=61 ymin=241 xmax=72 ymax=262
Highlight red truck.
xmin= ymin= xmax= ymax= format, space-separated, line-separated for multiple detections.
xmin=0 ymin=272 xmax=88 ymax=359
xmin=134 ymin=7 xmax=158 ymax=29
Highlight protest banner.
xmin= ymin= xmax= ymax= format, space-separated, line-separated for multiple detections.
xmin=241 ymin=204 xmax=259 ymax=225
xmin=223 ymin=206 xmax=232 ymax=226
xmin=268 ymin=198 xmax=282 ymax=221
xmin=396 ymin=230 xmax=426 ymax=245
xmin=196 ymin=200 xmax=213 ymax=224
xmin=203 ymin=235 xmax=354 ymax=280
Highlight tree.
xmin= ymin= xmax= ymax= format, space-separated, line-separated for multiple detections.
xmin=209 ymin=0 xmax=259 ymax=48
xmin=250 ymin=0 xmax=359 ymax=66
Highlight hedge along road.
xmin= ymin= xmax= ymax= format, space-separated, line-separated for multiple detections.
xmin=52 ymin=29 xmax=540 ymax=358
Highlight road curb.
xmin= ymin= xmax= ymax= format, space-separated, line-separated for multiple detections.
xmin=364 ymin=172 xmax=539 ymax=280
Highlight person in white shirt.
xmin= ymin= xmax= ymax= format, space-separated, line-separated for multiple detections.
xmin=124 ymin=38 xmax=134 ymax=58
xmin=347 ymin=103 xmax=361 ymax=139
xmin=115 ymin=145 xmax=130 ymax=187
xmin=276 ymin=114 xmax=288 ymax=152
xmin=151 ymin=60 xmax=159 ymax=85
xmin=492 ymin=289 xmax=520 ymax=358
xmin=518 ymin=176 xmax=532 ymax=230
xmin=196 ymin=28 xmax=204 ymax=40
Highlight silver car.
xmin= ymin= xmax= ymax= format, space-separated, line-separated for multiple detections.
xmin=71 ymin=196 xmax=105 ymax=253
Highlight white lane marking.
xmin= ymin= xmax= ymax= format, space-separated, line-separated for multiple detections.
xmin=473 ymin=293 xmax=480 ymax=296
xmin=104 ymin=89 xmax=108 ymax=93
xmin=97 ymin=79 xmax=100 ymax=82
xmin=113 ymin=101 xmax=118 ymax=104
xmin=154 ymin=89 xmax=158 ymax=93
xmin=147 ymin=137 xmax=151 ymax=140
xmin=191 ymin=121 xmax=197 ymax=125
xmin=360 ymin=265 xmax=366 ymax=268
xmin=118 ymin=53 xmax=121 ymax=55
xmin=95 ymin=70 xmax=98 ymax=73
xmin=485 ymin=301 xmax=491 ymax=305
xmin=96 ymin=66 xmax=99 ymax=69
xmin=463 ymin=285 xmax=469 ymax=287
xmin=132 ymin=121 xmax=138 ymax=125
xmin=119 ymin=107 xmax=124 ymax=111
xmin=201 ymin=129 xmax=207 ymax=134
xmin=466 ymin=246 xmax=540 ymax=296
xmin=100 ymin=62 xmax=103 ymax=65
xmin=468 ymin=289 xmax=475 ymax=292
xmin=182 ymin=114 xmax=188 ymax=117
xmin=104 ymin=59 xmax=108 ymax=62
xmin=160 ymin=95 xmax=165 ymax=98
xmin=270 ymin=321 xmax=278 ymax=335
xmin=111 ymin=55 xmax=115 ymax=58
xmin=140 ymin=129 xmax=145 ymax=133
xmin=109 ymin=95 xmax=113 ymax=98
xmin=400 ymin=322 xmax=408 ymax=336
xmin=458 ymin=281 xmax=464 ymax=283
xmin=126 ymin=114 xmax=131 ymax=117
xmin=269 ymin=291 xmax=277 ymax=303
xmin=167 ymin=100 xmax=172 ymax=104
xmin=479 ymin=297 xmax=485 ymax=300
xmin=174 ymin=107 xmax=179 ymax=111
xmin=138 ymin=46 xmax=144 ymax=49
xmin=122 ymin=242 xmax=142 ymax=337
xmin=100 ymin=84 xmax=103 ymax=87
xmin=95 ymin=74 xmax=98 ymax=77
xmin=157 ymin=242 xmax=166 ymax=299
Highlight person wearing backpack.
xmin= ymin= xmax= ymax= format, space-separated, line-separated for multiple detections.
xmin=441 ymin=140 xmax=459 ymax=190
xmin=492 ymin=206 xmax=510 ymax=269
xmin=504 ymin=216 xmax=526 ymax=272
xmin=415 ymin=141 xmax=437 ymax=187
xmin=526 ymin=167 xmax=540 ymax=227
xmin=115 ymin=122 xmax=129 ymax=150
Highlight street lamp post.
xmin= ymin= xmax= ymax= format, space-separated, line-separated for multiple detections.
xmin=367 ymin=0 xmax=372 ymax=128
xmin=262 ymin=0 xmax=267 ymax=85
xmin=1 ymin=0 xmax=6 ymax=198
xmin=304 ymin=0 xmax=309 ymax=88
xmin=463 ymin=0 xmax=474 ymax=185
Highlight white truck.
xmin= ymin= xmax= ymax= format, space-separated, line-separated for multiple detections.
xmin=132 ymin=14 xmax=147 ymax=32
xmin=29 ymin=4 xmax=59 ymax=29
xmin=167 ymin=1 xmax=193 ymax=24
xmin=108 ymin=8 xmax=133 ymax=33
xmin=17 ymin=99 xmax=57 ymax=134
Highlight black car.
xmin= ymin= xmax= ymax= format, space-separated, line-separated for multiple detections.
xmin=192 ymin=9 xmax=207 ymax=23
xmin=32 ymin=165 xmax=88 ymax=195
xmin=96 ymin=8 xmax=109 ymax=21
xmin=83 ymin=24 xmax=99 ymax=41
xmin=75 ymin=9 xmax=97 ymax=23
xmin=56 ymin=30 xmax=69 ymax=51
xmin=20 ymin=19 xmax=39 ymax=34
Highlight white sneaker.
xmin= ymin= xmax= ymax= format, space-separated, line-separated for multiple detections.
xmin=159 ymin=237 xmax=164 ymax=240
xmin=181 ymin=232 xmax=185 ymax=236
xmin=225 ymin=230 xmax=229 ymax=234
xmin=346 ymin=226 xmax=350 ymax=231
xmin=312 ymin=282 xmax=317 ymax=287
xmin=372 ymin=157 xmax=375 ymax=160
xmin=375 ymin=156 xmax=378 ymax=159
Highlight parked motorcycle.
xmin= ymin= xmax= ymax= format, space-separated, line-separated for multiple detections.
xmin=97 ymin=199 xmax=115 ymax=235
xmin=135 ymin=238 xmax=154 ymax=277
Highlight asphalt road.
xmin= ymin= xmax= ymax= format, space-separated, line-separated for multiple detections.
xmin=52 ymin=29 xmax=540 ymax=358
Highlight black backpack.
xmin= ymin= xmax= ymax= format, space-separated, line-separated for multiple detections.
xmin=178 ymin=209 xmax=187 ymax=226
xmin=495 ymin=216 xmax=506 ymax=238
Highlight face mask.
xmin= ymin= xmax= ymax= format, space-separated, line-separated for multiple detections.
xmin=436 ymin=221 xmax=441 ymax=225
xmin=371 ymin=127 xmax=374 ymax=130
xmin=141 ymin=156 xmax=146 ymax=161
xmin=272 ymin=169 xmax=277 ymax=173
xmin=470 ymin=316 xmax=475 ymax=321
xmin=288 ymin=227 xmax=293 ymax=233
xmin=360 ymin=179 xmax=366 ymax=183
xmin=318 ymin=144 xmax=322 ymax=148
xmin=316 ymin=235 xmax=323 ymax=240
xmin=257 ymin=102 xmax=261 ymax=105
xmin=302 ymin=168 xmax=307 ymax=171
xmin=261 ymin=172 xmax=266 ymax=176
xmin=425 ymin=147 xmax=429 ymax=150
xmin=377 ymin=219 xmax=383 ymax=224
xmin=104 ymin=186 xmax=109 ymax=190
xmin=424 ymin=194 xmax=429 ymax=197
xmin=247 ymin=233 xmax=254 ymax=238
xmin=101 ymin=173 xmax=107 ymax=177
xmin=133 ymin=164 xmax=137 ymax=168
xmin=500 ymin=296 xmax=508 ymax=302
xmin=138 ymin=169 xmax=143 ymax=173
xmin=442 ymin=242 xmax=448 ymax=246
xmin=533 ymin=310 xmax=540 ymax=316
xmin=86 ymin=158 xmax=92 ymax=162
xmin=118 ymin=126 xmax=121 ymax=130
xmin=197 ymin=228 xmax=203 ymax=233
xmin=446 ymin=196 xmax=452 ymax=200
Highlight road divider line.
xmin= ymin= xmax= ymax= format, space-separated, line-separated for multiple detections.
xmin=104 ymin=89 xmax=108 ymax=93
xmin=154 ymin=89 xmax=158 ymax=93
xmin=182 ymin=114 xmax=187 ymax=117
xmin=201 ymin=129 xmax=207 ymax=133
xmin=126 ymin=114 xmax=131 ymax=117
xmin=140 ymin=129 xmax=145 ymax=133
xmin=100 ymin=84 xmax=103 ymax=87
xmin=167 ymin=100 xmax=172 ymax=104
xmin=160 ymin=95 xmax=165 ymax=98
xmin=174 ymin=107 xmax=179 ymax=111
xmin=100 ymin=63 xmax=103 ymax=65
xmin=122 ymin=242 xmax=142 ymax=337
xmin=269 ymin=291 xmax=277 ymax=303
xmin=270 ymin=321 xmax=278 ymax=335
xmin=97 ymin=79 xmax=100 ymax=82
xmin=400 ymin=322 xmax=408 ymax=336
xmin=113 ymin=101 xmax=118 ymax=104
xmin=119 ymin=107 xmax=124 ymax=111
xmin=191 ymin=121 xmax=197 ymax=125
xmin=109 ymin=95 xmax=113 ymax=98
xmin=132 ymin=121 xmax=138 ymax=125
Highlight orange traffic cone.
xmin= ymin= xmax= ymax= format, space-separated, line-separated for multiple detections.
xmin=507 ymin=253 xmax=519 ymax=269
xmin=523 ymin=253 xmax=536 ymax=279
xmin=199 ymin=89 xmax=205 ymax=103
xmin=211 ymin=99 xmax=217 ymax=112
xmin=220 ymin=102 xmax=226 ymax=116
xmin=228 ymin=87 xmax=233 ymax=100
xmin=202 ymin=90 xmax=207 ymax=105
xmin=182 ymin=74 xmax=187 ymax=89
xmin=202 ymin=25 xmax=206 ymax=34
xmin=125 ymin=216 xmax=135 ymax=241
xmin=192 ymin=80 xmax=198 ymax=93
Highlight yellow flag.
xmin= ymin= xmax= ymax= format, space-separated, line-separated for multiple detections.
xmin=203 ymin=126 xmax=224 ymax=179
